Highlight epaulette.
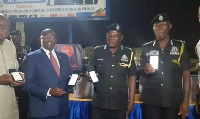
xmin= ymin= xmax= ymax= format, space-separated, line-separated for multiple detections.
xmin=172 ymin=39 xmax=185 ymax=43
xmin=143 ymin=40 xmax=154 ymax=46
xmin=22 ymin=45 xmax=30 ymax=48
xmin=94 ymin=45 xmax=104 ymax=49
xmin=22 ymin=45 xmax=31 ymax=52
xmin=123 ymin=46 xmax=132 ymax=51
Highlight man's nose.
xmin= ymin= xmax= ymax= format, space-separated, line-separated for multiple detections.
xmin=0 ymin=28 xmax=6 ymax=32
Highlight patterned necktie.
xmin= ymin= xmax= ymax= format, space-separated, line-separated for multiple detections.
xmin=49 ymin=52 xmax=60 ymax=77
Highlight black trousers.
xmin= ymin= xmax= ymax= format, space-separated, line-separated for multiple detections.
xmin=143 ymin=104 xmax=181 ymax=119
xmin=193 ymin=105 xmax=200 ymax=119
xmin=15 ymin=86 xmax=29 ymax=119
xmin=92 ymin=106 xmax=126 ymax=119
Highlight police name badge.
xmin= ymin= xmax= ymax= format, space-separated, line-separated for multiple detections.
xmin=149 ymin=50 xmax=159 ymax=71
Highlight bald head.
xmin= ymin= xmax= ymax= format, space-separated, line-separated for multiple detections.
xmin=40 ymin=28 xmax=55 ymax=37
xmin=0 ymin=14 xmax=10 ymax=44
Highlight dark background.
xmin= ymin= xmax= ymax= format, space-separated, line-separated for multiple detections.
xmin=10 ymin=0 xmax=200 ymax=58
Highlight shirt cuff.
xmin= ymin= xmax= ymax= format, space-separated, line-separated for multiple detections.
xmin=46 ymin=88 xmax=51 ymax=98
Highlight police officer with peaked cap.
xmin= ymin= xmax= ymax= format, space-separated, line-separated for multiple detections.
xmin=140 ymin=13 xmax=191 ymax=119
xmin=90 ymin=23 xmax=137 ymax=119
xmin=10 ymin=30 xmax=31 ymax=119
xmin=10 ymin=30 xmax=31 ymax=71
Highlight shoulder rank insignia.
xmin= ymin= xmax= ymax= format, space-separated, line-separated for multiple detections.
xmin=173 ymin=39 xmax=185 ymax=43
xmin=94 ymin=45 xmax=104 ymax=49
xmin=143 ymin=40 xmax=154 ymax=46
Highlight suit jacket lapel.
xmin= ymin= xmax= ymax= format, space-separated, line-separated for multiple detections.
xmin=40 ymin=48 xmax=59 ymax=77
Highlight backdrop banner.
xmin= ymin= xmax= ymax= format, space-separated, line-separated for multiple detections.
xmin=0 ymin=0 xmax=109 ymax=21
xmin=55 ymin=44 xmax=83 ymax=73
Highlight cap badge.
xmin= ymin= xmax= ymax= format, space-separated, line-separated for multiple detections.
xmin=159 ymin=15 xmax=163 ymax=21
xmin=116 ymin=24 xmax=120 ymax=30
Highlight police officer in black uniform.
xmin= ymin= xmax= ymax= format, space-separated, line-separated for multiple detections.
xmin=140 ymin=13 xmax=191 ymax=119
xmin=10 ymin=30 xmax=31 ymax=119
xmin=90 ymin=23 xmax=137 ymax=119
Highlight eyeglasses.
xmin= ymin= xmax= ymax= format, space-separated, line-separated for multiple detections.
xmin=40 ymin=36 xmax=57 ymax=39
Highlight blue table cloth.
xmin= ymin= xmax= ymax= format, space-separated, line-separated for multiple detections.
xmin=69 ymin=101 xmax=195 ymax=119
xmin=69 ymin=101 xmax=92 ymax=119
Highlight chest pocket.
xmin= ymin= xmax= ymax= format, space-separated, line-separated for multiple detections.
xmin=118 ymin=51 xmax=133 ymax=68
xmin=117 ymin=51 xmax=133 ymax=75
xmin=171 ymin=43 xmax=184 ymax=67
xmin=95 ymin=59 xmax=105 ymax=73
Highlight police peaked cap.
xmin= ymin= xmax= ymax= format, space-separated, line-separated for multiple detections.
xmin=151 ymin=13 xmax=170 ymax=25
xmin=10 ymin=30 xmax=21 ymax=36
xmin=106 ymin=23 xmax=123 ymax=33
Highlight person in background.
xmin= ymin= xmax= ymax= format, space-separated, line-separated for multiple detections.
xmin=90 ymin=23 xmax=137 ymax=119
xmin=194 ymin=6 xmax=200 ymax=119
xmin=10 ymin=30 xmax=31 ymax=119
xmin=0 ymin=14 xmax=23 ymax=119
xmin=140 ymin=13 xmax=191 ymax=119
xmin=195 ymin=63 xmax=199 ymax=74
xmin=22 ymin=28 xmax=71 ymax=119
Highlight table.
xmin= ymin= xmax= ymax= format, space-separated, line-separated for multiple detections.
xmin=69 ymin=94 xmax=196 ymax=119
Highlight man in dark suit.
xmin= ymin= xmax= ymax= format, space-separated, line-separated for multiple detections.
xmin=22 ymin=28 xmax=71 ymax=119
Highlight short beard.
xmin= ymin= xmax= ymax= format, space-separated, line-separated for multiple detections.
xmin=156 ymin=34 xmax=168 ymax=42
xmin=107 ymin=45 xmax=115 ymax=48
xmin=157 ymin=38 xmax=165 ymax=41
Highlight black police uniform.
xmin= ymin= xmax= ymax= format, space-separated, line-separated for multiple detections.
xmin=140 ymin=39 xmax=191 ymax=118
xmin=15 ymin=45 xmax=31 ymax=119
xmin=90 ymin=45 xmax=137 ymax=118
xmin=16 ymin=46 xmax=31 ymax=71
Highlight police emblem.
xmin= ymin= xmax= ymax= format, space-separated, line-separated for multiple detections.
xmin=159 ymin=15 xmax=163 ymax=21
xmin=116 ymin=24 xmax=120 ymax=30
xmin=121 ymin=54 xmax=128 ymax=62
xmin=170 ymin=46 xmax=179 ymax=55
